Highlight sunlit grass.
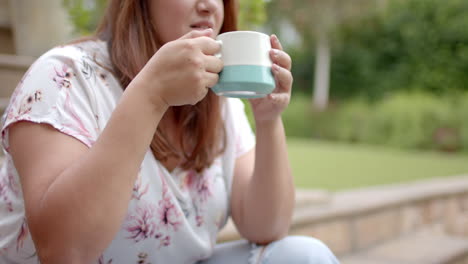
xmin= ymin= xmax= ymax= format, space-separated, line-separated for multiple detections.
xmin=288 ymin=138 xmax=468 ymax=191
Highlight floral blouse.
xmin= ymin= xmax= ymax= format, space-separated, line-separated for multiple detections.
xmin=0 ymin=40 xmax=255 ymax=264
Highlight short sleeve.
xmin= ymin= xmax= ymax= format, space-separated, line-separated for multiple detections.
xmin=1 ymin=46 xmax=99 ymax=152
xmin=227 ymin=98 xmax=256 ymax=158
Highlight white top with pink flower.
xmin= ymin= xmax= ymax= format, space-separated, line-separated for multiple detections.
xmin=0 ymin=40 xmax=255 ymax=264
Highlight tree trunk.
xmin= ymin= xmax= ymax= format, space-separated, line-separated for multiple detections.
xmin=312 ymin=31 xmax=330 ymax=111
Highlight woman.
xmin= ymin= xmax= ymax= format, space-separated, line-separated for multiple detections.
xmin=0 ymin=0 xmax=339 ymax=263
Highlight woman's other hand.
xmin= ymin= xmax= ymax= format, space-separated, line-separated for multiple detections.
xmin=249 ymin=34 xmax=293 ymax=123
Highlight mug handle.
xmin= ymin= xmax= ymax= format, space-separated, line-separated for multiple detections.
xmin=215 ymin=40 xmax=223 ymax=59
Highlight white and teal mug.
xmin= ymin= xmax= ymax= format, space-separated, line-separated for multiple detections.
xmin=212 ymin=31 xmax=276 ymax=98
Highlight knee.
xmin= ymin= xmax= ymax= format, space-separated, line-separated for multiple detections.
xmin=263 ymin=236 xmax=339 ymax=264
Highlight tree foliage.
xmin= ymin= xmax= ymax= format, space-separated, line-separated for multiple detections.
xmin=331 ymin=0 xmax=468 ymax=100
xmin=63 ymin=0 xmax=266 ymax=35
xmin=265 ymin=0 xmax=379 ymax=99
xmin=267 ymin=0 xmax=378 ymax=45
xmin=238 ymin=0 xmax=266 ymax=30
xmin=63 ymin=0 xmax=106 ymax=35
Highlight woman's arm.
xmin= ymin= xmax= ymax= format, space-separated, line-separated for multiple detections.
xmin=230 ymin=35 xmax=294 ymax=244
xmin=10 ymin=79 xmax=167 ymax=263
xmin=231 ymin=118 xmax=294 ymax=244
xmin=9 ymin=29 xmax=221 ymax=264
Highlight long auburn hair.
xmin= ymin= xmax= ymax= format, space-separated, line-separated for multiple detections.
xmin=95 ymin=0 xmax=238 ymax=172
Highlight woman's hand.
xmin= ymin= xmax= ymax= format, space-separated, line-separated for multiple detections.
xmin=249 ymin=35 xmax=293 ymax=123
xmin=136 ymin=29 xmax=223 ymax=108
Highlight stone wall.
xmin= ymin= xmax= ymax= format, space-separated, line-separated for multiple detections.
xmin=295 ymin=176 xmax=468 ymax=256
xmin=218 ymin=175 xmax=468 ymax=257
xmin=291 ymin=192 xmax=468 ymax=256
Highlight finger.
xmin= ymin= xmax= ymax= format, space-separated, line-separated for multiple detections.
xmin=192 ymin=37 xmax=222 ymax=55
xmin=180 ymin=28 xmax=213 ymax=40
xmin=270 ymin=49 xmax=292 ymax=71
xmin=268 ymin=92 xmax=291 ymax=106
xmin=272 ymin=63 xmax=293 ymax=93
xmin=205 ymin=72 xmax=220 ymax=88
xmin=270 ymin=34 xmax=284 ymax=51
xmin=204 ymin=55 xmax=224 ymax=73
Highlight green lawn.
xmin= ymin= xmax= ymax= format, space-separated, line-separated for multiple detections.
xmin=288 ymin=138 xmax=468 ymax=191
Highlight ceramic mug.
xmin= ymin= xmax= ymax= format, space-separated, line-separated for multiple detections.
xmin=212 ymin=31 xmax=275 ymax=98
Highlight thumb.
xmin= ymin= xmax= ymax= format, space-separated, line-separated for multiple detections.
xmin=180 ymin=28 xmax=213 ymax=40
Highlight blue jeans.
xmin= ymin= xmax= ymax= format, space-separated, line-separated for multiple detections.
xmin=198 ymin=236 xmax=340 ymax=264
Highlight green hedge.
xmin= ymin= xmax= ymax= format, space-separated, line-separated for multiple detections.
xmin=243 ymin=95 xmax=315 ymax=138
xmin=330 ymin=0 xmax=468 ymax=100
xmin=244 ymin=92 xmax=468 ymax=153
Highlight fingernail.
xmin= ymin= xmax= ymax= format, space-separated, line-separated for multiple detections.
xmin=272 ymin=34 xmax=279 ymax=42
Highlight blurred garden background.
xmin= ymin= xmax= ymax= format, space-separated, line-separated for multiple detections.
xmin=60 ymin=0 xmax=468 ymax=191
xmin=2 ymin=2 xmax=467 ymax=259
xmin=6 ymin=0 xmax=468 ymax=191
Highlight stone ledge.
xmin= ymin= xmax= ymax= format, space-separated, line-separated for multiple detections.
xmin=0 ymin=53 xmax=35 ymax=70
xmin=217 ymin=175 xmax=468 ymax=257
xmin=217 ymin=189 xmax=331 ymax=243
xmin=293 ymin=175 xmax=468 ymax=227
xmin=295 ymin=188 xmax=331 ymax=208
xmin=341 ymin=228 xmax=468 ymax=264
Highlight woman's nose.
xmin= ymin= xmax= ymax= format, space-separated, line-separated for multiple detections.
xmin=196 ymin=0 xmax=219 ymax=15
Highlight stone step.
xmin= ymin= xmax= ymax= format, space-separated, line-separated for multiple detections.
xmin=340 ymin=229 xmax=468 ymax=264
xmin=218 ymin=175 xmax=468 ymax=259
